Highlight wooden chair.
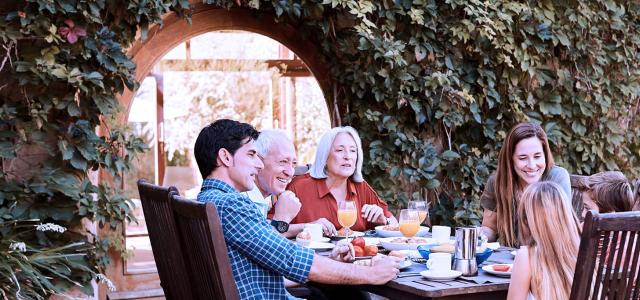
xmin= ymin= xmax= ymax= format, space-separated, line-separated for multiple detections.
xmin=570 ymin=210 xmax=640 ymax=300
xmin=136 ymin=179 xmax=193 ymax=300
xmin=170 ymin=194 xmax=240 ymax=300
xmin=294 ymin=163 xmax=311 ymax=176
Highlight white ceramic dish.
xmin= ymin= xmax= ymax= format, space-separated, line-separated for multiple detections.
xmin=296 ymin=237 xmax=330 ymax=247
xmin=306 ymin=241 xmax=335 ymax=251
xmin=420 ymin=270 xmax=462 ymax=281
xmin=482 ymin=264 xmax=513 ymax=277
xmin=380 ymin=237 xmax=437 ymax=251
xmin=363 ymin=237 xmax=382 ymax=246
xmin=398 ymin=259 xmax=412 ymax=270
xmin=375 ymin=225 xmax=430 ymax=238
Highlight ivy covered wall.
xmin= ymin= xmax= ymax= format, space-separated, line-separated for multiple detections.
xmin=0 ymin=0 xmax=638 ymax=297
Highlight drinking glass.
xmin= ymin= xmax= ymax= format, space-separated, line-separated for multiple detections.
xmin=399 ymin=209 xmax=420 ymax=238
xmin=338 ymin=200 xmax=357 ymax=240
xmin=408 ymin=200 xmax=430 ymax=226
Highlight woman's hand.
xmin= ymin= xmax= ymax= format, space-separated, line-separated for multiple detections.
xmin=361 ymin=204 xmax=386 ymax=224
xmin=312 ymin=218 xmax=338 ymax=236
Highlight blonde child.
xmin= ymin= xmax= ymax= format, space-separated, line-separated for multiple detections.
xmin=507 ymin=181 xmax=581 ymax=300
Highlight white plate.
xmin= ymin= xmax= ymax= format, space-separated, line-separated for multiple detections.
xmin=399 ymin=259 xmax=412 ymax=270
xmin=306 ymin=241 xmax=335 ymax=251
xmin=420 ymin=270 xmax=462 ymax=281
xmin=296 ymin=237 xmax=330 ymax=246
xmin=482 ymin=264 xmax=513 ymax=277
xmin=375 ymin=225 xmax=430 ymax=238
xmin=363 ymin=237 xmax=381 ymax=246
xmin=380 ymin=237 xmax=437 ymax=251
xmin=330 ymin=231 xmax=365 ymax=240
xmin=390 ymin=250 xmax=422 ymax=259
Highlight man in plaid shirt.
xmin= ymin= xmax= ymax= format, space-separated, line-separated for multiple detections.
xmin=194 ymin=119 xmax=400 ymax=300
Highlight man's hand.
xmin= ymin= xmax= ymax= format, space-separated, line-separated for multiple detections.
xmin=272 ymin=191 xmax=301 ymax=223
xmin=312 ymin=218 xmax=337 ymax=237
xmin=367 ymin=255 xmax=401 ymax=284
xmin=361 ymin=204 xmax=385 ymax=224
xmin=328 ymin=240 xmax=354 ymax=262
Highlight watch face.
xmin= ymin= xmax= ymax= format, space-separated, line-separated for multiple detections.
xmin=277 ymin=222 xmax=288 ymax=233
xmin=271 ymin=220 xmax=288 ymax=233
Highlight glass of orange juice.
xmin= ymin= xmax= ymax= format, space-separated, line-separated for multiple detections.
xmin=399 ymin=209 xmax=420 ymax=238
xmin=409 ymin=200 xmax=430 ymax=226
xmin=338 ymin=200 xmax=357 ymax=240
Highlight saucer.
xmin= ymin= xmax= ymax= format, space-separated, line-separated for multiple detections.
xmin=420 ymin=270 xmax=462 ymax=281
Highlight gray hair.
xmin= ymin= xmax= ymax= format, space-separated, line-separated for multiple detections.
xmin=255 ymin=129 xmax=292 ymax=157
xmin=309 ymin=126 xmax=364 ymax=182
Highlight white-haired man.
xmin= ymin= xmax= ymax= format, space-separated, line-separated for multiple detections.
xmin=245 ymin=129 xmax=304 ymax=238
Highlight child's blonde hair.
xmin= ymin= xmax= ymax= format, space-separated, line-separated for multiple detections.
xmin=518 ymin=181 xmax=582 ymax=300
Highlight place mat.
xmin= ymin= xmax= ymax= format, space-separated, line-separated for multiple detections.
xmin=460 ymin=269 xmax=511 ymax=284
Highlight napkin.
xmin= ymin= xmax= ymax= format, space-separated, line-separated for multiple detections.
xmin=460 ymin=269 xmax=511 ymax=284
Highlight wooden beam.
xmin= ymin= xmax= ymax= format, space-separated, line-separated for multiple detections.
xmin=158 ymin=59 xmax=312 ymax=77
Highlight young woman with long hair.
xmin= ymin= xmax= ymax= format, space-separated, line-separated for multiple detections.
xmin=507 ymin=181 xmax=581 ymax=300
xmin=480 ymin=122 xmax=571 ymax=247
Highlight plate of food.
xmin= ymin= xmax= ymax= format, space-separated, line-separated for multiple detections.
xmin=375 ymin=225 xmax=430 ymax=238
xmin=379 ymin=237 xmax=437 ymax=251
xmin=482 ymin=264 xmax=513 ymax=277
xmin=330 ymin=228 xmax=365 ymax=240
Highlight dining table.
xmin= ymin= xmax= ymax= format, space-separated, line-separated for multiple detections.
xmin=314 ymin=231 xmax=515 ymax=300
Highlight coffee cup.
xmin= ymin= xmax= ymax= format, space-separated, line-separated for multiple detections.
xmin=432 ymin=225 xmax=451 ymax=243
xmin=304 ymin=223 xmax=323 ymax=241
xmin=426 ymin=252 xmax=452 ymax=274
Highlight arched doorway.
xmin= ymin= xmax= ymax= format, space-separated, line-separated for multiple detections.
xmin=104 ymin=5 xmax=335 ymax=298
xmin=119 ymin=5 xmax=336 ymax=121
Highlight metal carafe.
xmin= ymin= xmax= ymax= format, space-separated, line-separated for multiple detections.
xmin=452 ymin=227 xmax=478 ymax=276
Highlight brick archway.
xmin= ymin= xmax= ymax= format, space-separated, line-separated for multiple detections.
xmin=119 ymin=4 xmax=338 ymax=125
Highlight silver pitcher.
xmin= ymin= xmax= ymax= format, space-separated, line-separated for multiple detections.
xmin=452 ymin=227 xmax=478 ymax=276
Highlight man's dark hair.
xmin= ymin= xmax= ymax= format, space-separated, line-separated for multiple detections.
xmin=194 ymin=119 xmax=259 ymax=178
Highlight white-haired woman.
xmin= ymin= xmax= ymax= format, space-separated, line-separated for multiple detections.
xmin=287 ymin=126 xmax=397 ymax=236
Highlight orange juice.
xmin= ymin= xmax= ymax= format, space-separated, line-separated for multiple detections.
xmin=399 ymin=222 xmax=420 ymax=237
xmin=338 ymin=210 xmax=357 ymax=228
xmin=418 ymin=211 xmax=428 ymax=223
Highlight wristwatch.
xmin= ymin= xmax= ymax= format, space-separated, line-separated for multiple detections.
xmin=270 ymin=220 xmax=289 ymax=233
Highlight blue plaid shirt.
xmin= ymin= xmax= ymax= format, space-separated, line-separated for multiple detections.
xmin=197 ymin=179 xmax=314 ymax=300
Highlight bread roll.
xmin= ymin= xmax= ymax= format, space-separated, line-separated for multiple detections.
xmin=430 ymin=243 xmax=455 ymax=253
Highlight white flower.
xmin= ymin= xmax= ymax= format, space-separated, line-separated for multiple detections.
xmin=9 ymin=242 xmax=26 ymax=252
xmin=96 ymin=274 xmax=116 ymax=292
xmin=36 ymin=223 xmax=67 ymax=233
